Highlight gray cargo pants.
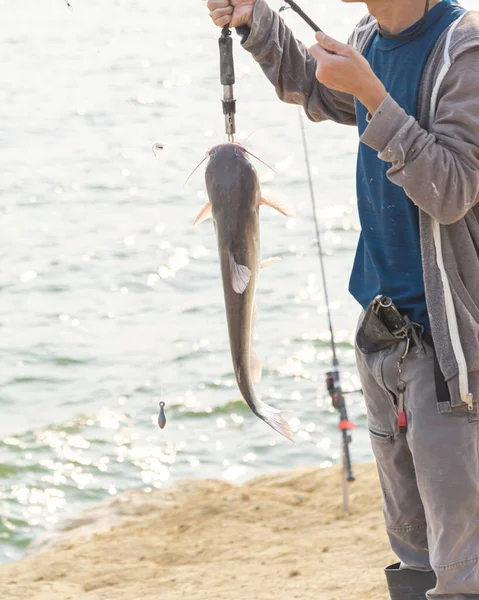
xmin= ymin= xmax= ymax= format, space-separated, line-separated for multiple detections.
xmin=355 ymin=329 xmax=479 ymax=599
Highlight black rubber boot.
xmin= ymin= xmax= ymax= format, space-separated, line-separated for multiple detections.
xmin=385 ymin=562 xmax=437 ymax=600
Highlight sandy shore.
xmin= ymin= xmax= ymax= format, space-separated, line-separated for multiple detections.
xmin=0 ymin=463 xmax=395 ymax=600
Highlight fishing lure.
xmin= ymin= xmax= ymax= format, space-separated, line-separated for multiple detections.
xmin=158 ymin=401 xmax=166 ymax=429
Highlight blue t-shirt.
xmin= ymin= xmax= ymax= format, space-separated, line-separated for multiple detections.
xmin=349 ymin=0 xmax=465 ymax=330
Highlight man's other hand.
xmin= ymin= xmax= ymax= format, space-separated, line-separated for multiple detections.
xmin=310 ymin=32 xmax=387 ymax=115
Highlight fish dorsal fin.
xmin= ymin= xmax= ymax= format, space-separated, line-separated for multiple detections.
xmin=229 ymin=253 xmax=251 ymax=294
xmin=260 ymin=197 xmax=294 ymax=217
xmin=193 ymin=202 xmax=212 ymax=226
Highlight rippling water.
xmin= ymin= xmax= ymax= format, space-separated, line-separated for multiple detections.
xmin=1 ymin=0 xmax=472 ymax=563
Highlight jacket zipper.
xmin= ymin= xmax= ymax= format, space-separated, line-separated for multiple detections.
xmin=428 ymin=12 xmax=473 ymax=411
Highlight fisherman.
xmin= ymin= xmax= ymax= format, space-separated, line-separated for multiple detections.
xmin=205 ymin=1 xmax=479 ymax=599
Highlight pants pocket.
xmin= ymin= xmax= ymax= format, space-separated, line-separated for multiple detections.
xmin=449 ymin=401 xmax=479 ymax=423
xmin=369 ymin=427 xmax=395 ymax=443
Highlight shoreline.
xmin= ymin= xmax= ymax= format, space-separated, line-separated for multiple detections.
xmin=0 ymin=463 xmax=394 ymax=600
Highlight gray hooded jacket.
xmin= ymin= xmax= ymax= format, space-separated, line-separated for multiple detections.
xmin=241 ymin=0 xmax=479 ymax=407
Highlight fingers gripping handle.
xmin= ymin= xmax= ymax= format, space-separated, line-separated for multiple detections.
xmin=219 ymin=26 xmax=236 ymax=141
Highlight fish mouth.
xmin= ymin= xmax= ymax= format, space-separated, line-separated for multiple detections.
xmin=207 ymin=142 xmax=247 ymax=159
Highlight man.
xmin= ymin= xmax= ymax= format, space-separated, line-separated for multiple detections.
xmin=206 ymin=1 xmax=479 ymax=599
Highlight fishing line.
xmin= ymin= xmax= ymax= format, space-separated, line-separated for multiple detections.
xmin=298 ymin=111 xmax=336 ymax=366
xmin=157 ymin=357 xmax=167 ymax=429
xmin=298 ymin=109 xmax=355 ymax=512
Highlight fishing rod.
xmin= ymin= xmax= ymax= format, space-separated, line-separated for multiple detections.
xmin=280 ymin=0 xmax=355 ymax=511
xmin=298 ymin=110 xmax=355 ymax=512
xmin=279 ymin=0 xmax=323 ymax=33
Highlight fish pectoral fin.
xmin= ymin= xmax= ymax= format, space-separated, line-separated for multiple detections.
xmin=229 ymin=253 xmax=251 ymax=294
xmin=250 ymin=347 xmax=262 ymax=383
xmin=192 ymin=202 xmax=212 ymax=226
xmin=260 ymin=197 xmax=295 ymax=218
xmin=260 ymin=256 xmax=281 ymax=269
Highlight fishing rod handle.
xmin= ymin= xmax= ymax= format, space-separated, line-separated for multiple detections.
xmin=219 ymin=26 xmax=235 ymax=86
xmin=342 ymin=430 xmax=355 ymax=481
xmin=326 ymin=372 xmax=355 ymax=482
xmin=338 ymin=403 xmax=355 ymax=481
xmin=218 ymin=26 xmax=236 ymax=140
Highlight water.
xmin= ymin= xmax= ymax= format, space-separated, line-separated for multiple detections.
xmin=0 ymin=0 xmax=472 ymax=563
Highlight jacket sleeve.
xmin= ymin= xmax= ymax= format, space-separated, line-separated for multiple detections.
xmin=360 ymin=50 xmax=479 ymax=225
xmin=241 ymin=0 xmax=356 ymax=125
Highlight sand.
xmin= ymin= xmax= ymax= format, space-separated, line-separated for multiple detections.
xmin=0 ymin=463 xmax=395 ymax=600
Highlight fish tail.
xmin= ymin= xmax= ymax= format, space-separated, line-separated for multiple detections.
xmin=256 ymin=400 xmax=295 ymax=443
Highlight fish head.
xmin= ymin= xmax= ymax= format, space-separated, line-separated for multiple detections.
xmin=205 ymin=143 xmax=260 ymax=210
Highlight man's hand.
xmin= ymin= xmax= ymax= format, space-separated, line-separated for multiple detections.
xmin=309 ymin=32 xmax=387 ymax=115
xmin=207 ymin=0 xmax=256 ymax=29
